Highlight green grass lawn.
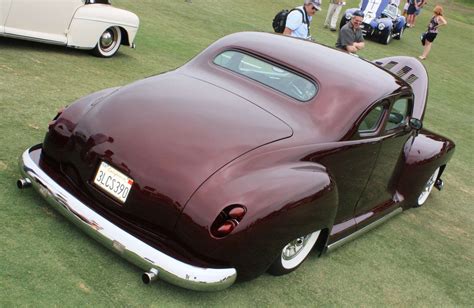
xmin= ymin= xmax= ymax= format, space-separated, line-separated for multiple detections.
xmin=0 ymin=0 xmax=472 ymax=306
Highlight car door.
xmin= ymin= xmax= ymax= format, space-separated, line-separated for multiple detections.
xmin=313 ymin=103 xmax=387 ymax=242
xmin=4 ymin=0 xmax=84 ymax=44
xmin=1 ymin=0 xmax=13 ymax=33
xmin=353 ymin=95 xmax=413 ymax=225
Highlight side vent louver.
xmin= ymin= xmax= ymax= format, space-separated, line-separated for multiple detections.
xmin=384 ymin=61 xmax=398 ymax=70
xmin=405 ymin=74 xmax=418 ymax=84
xmin=396 ymin=66 xmax=412 ymax=77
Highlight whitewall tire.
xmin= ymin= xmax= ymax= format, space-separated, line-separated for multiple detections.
xmin=417 ymin=167 xmax=440 ymax=206
xmin=268 ymin=230 xmax=321 ymax=275
xmin=92 ymin=26 xmax=122 ymax=58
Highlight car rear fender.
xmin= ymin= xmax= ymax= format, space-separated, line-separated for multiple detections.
xmin=176 ymin=161 xmax=338 ymax=280
xmin=395 ymin=130 xmax=455 ymax=208
xmin=67 ymin=5 xmax=139 ymax=49
xmin=373 ymin=56 xmax=428 ymax=120
xmin=43 ymin=87 xmax=120 ymax=160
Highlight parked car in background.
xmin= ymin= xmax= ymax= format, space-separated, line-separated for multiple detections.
xmin=0 ymin=0 xmax=139 ymax=57
xmin=18 ymin=32 xmax=454 ymax=291
xmin=340 ymin=0 xmax=406 ymax=44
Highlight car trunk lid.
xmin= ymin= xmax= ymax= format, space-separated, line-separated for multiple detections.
xmin=64 ymin=73 xmax=293 ymax=233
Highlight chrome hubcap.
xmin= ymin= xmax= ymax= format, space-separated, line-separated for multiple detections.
xmin=418 ymin=168 xmax=440 ymax=205
xmin=100 ymin=30 xmax=115 ymax=50
xmin=282 ymin=236 xmax=307 ymax=260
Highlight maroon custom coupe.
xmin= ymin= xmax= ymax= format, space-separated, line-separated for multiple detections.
xmin=18 ymin=32 xmax=455 ymax=291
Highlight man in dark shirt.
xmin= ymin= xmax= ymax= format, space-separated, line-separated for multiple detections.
xmin=335 ymin=10 xmax=365 ymax=53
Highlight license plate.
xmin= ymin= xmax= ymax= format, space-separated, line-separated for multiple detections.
xmin=93 ymin=161 xmax=134 ymax=203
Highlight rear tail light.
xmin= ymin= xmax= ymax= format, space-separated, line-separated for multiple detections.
xmin=211 ymin=205 xmax=247 ymax=238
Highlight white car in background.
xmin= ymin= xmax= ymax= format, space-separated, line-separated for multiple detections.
xmin=0 ymin=0 xmax=139 ymax=57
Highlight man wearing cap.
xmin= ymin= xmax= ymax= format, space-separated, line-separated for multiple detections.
xmin=335 ymin=10 xmax=365 ymax=53
xmin=283 ymin=0 xmax=322 ymax=40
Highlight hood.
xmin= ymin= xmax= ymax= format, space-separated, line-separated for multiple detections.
xmin=64 ymin=72 xmax=292 ymax=232
xmin=360 ymin=0 xmax=389 ymax=21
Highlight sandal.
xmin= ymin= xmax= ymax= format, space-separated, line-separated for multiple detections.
xmin=418 ymin=56 xmax=426 ymax=60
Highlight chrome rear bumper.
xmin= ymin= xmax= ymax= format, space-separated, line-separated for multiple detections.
xmin=18 ymin=146 xmax=237 ymax=291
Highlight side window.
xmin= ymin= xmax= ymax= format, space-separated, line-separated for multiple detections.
xmin=358 ymin=105 xmax=384 ymax=133
xmin=385 ymin=98 xmax=410 ymax=131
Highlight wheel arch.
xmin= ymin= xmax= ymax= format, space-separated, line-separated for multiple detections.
xmin=67 ymin=5 xmax=139 ymax=49
xmin=396 ymin=130 xmax=455 ymax=208
xmin=176 ymin=161 xmax=339 ymax=280
xmin=118 ymin=26 xmax=130 ymax=46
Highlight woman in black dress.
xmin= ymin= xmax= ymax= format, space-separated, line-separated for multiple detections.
xmin=419 ymin=5 xmax=447 ymax=60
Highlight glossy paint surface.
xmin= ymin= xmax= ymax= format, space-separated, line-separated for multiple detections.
xmin=39 ymin=32 xmax=454 ymax=281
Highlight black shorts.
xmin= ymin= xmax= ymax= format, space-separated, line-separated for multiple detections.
xmin=425 ymin=32 xmax=437 ymax=43
xmin=422 ymin=32 xmax=437 ymax=45
xmin=407 ymin=4 xmax=417 ymax=15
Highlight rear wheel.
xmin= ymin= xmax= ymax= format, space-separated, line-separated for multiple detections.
xmin=416 ymin=167 xmax=440 ymax=207
xmin=92 ymin=26 xmax=122 ymax=58
xmin=268 ymin=230 xmax=321 ymax=276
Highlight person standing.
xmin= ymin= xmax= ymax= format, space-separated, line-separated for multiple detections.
xmin=335 ymin=10 xmax=365 ymax=53
xmin=324 ymin=0 xmax=345 ymax=31
xmin=419 ymin=5 xmax=447 ymax=60
xmin=402 ymin=0 xmax=409 ymax=17
xmin=283 ymin=0 xmax=322 ymax=40
xmin=406 ymin=0 xmax=424 ymax=27
xmin=412 ymin=0 xmax=427 ymax=27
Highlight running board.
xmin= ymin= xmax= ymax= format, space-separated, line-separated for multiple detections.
xmin=326 ymin=207 xmax=403 ymax=252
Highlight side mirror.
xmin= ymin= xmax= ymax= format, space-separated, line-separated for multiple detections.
xmin=409 ymin=118 xmax=423 ymax=131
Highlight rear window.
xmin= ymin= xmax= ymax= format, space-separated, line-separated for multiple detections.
xmin=213 ymin=50 xmax=318 ymax=102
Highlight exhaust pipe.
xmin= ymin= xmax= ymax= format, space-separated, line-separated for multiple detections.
xmin=435 ymin=178 xmax=444 ymax=191
xmin=142 ymin=268 xmax=159 ymax=284
xmin=17 ymin=178 xmax=32 ymax=189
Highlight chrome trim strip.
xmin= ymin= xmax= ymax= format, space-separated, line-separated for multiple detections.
xmin=19 ymin=146 xmax=237 ymax=291
xmin=326 ymin=207 xmax=403 ymax=252
xmin=1 ymin=33 xmax=66 ymax=46
xmin=73 ymin=17 xmax=139 ymax=28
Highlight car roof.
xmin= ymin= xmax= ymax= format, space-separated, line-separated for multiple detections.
xmin=182 ymin=32 xmax=408 ymax=142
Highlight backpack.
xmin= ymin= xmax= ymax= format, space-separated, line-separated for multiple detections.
xmin=272 ymin=8 xmax=308 ymax=33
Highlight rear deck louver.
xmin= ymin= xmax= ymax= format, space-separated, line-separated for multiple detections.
xmin=384 ymin=61 xmax=398 ymax=70
xmin=396 ymin=66 xmax=412 ymax=77
xmin=405 ymin=74 xmax=418 ymax=84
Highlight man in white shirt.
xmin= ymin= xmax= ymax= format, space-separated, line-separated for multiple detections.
xmin=283 ymin=0 xmax=322 ymax=40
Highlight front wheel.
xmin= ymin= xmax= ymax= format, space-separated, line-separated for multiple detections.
xmin=416 ymin=167 xmax=440 ymax=207
xmin=268 ymin=230 xmax=321 ymax=276
xmin=92 ymin=26 xmax=122 ymax=58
